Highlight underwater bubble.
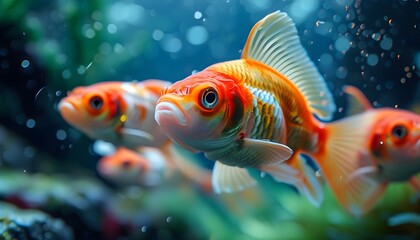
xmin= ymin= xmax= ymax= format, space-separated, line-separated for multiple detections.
xmin=335 ymin=66 xmax=348 ymax=79
xmin=318 ymin=53 xmax=333 ymax=69
xmin=55 ymin=91 xmax=62 ymax=97
xmin=194 ymin=11 xmax=202 ymax=19
xmin=161 ymin=35 xmax=182 ymax=53
xmin=337 ymin=24 xmax=347 ymax=33
xmin=371 ymin=32 xmax=381 ymax=41
xmin=62 ymin=69 xmax=71 ymax=79
xmin=380 ymin=36 xmax=393 ymax=50
xmin=141 ymin=226 xmax=147 ymax=232
xmin=114 ymin=43 xmax=124 ymax=53
xmin=186 ymin=26 xmax=208 ymax=45
xmin=99 ymin=43 xmax=112 ymax=55
xmin=77 ymin=65 xmax=86 ymax=74
xmin=92 ymin=11 xmax=103 ymax=21
xmin=333 ymin=14 xmax=342 ymax=22
xmin=93 ymin=22 xmax=103 ymax=30
xmin=107 ymin=24 xmax=117 ymax=34
xmin=152 ymin=30 xmax=164 ymax=41
xmin=166 ymin=216 xmax=172 ymax=223
xmin=24 ymin=146 xmax=36 ymax=158
xmin=366 ymin=54 xmax=379 ymax=66
xmin=289 ymin=0 xmax=319 ymax=24
xmin=109 ymin=2 xmax=145 ymax=25
xmin=26 ymin=119 xmax=36 ymax=128
xmin=21 ymin=60 xmax=30 ymax=68
xmin=56 ymin=129 xmax=67 ymax=140
xmin=315 ymin=21 xmax=332 ymax=35
xmin=334 ymin=37 xmax=350 ymax=52
xmin=85 ymin=29 xmax=95 ymax=39
xmin=315 ymin=20 xmax=325 ymax=27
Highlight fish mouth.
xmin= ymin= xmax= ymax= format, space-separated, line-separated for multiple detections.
xmin=58 ymin=99 xmax=79 ymax=113
xmin=155 ymin=101 xmax=188 ymax=127
xmin=58 ymin=98 xmax=82 ymax=124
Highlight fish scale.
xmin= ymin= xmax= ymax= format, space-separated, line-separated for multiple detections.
xmin=208 ymin=59 xmax=319 ymax=151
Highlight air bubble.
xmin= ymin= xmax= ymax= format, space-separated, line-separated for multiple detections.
xmin=367 ymin=54 xmax=379 ymax=66
xmin=334 ymin=37 xmax=350 ymax=52
xmin=26 ymin=119 xmax=36 ymax=128
xmin=194 ymin=11 xmax=202 ymax=19
xmin=336 ymin=66 xmax=348 ymax=79
xmin=152 ymin=30 xmax=164 ymax=41
xmin=380 ymin=36 xmax=393 ymax=50
xmin=56 ymin=129 xmax=67 ymax=140
xmin=186 ymin=26 xmax=208 ymax=45
xmin=21 ymin=60 xmax=30 ymax=68
xmin=107 ymin=24 xmax=117 ymax=34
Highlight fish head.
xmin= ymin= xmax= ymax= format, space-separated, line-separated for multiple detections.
xmin=371 ymin=110 xmax=420 ymax=179
xmin=155 ymin=71 xmax=247 ymax=152
xmin=97 ymin=148 xmax=146 ymax=185
xmin=58 ymin=83 xmax=126 ymax=139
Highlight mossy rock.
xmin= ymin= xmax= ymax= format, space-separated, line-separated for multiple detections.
xmin=0 ymin=201 xmax=74 ymax=240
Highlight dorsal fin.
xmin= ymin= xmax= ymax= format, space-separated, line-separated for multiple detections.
xmin=242 ymin=11 xmax=336 ymax=120
xmin=343 ymin=85 xmax=373 ymax=116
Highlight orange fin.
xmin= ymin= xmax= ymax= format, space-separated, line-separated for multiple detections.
xmin=260 ymin=154 xmax=324 ymax=207
xmin=316 ymin=113 xmax=387 ymax=216
xmin=241 ymin=11 xmax=336 ymax=120
xmin=212 ymin=161 xmax=257 ymax=194
xmin=343 ymin=85 xmax=373 ymax=116
xmin=290 ymin=155 xmax=324 ymax=207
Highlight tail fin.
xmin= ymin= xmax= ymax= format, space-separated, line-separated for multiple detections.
xmin=315 ymin=113 xmax=387 ymax=216
xmin=260 ymin=154 xmax=323 ymax=207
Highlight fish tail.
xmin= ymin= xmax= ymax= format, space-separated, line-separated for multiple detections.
xmin=313 ymin=115 xmax=387 ymax=216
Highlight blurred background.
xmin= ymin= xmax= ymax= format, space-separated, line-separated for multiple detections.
xmin=0 ymin=0 xmax=419 ymax=239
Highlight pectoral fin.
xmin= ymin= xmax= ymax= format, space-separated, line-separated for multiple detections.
xmin=242 ymin=138 xmax=293 ymax=165
xmin=119 ymin=128 xmax=154 ymax=144
xmin=204 ymin=138 xmax=293 ymax=168
xmin=212 ymin=161 xmax=257 ymax=194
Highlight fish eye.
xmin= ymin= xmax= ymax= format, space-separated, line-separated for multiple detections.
xmin=200 ymin=87 xmax=218 ymax=110
xmin=89 ymin=96 xmax=103 ymax=110
xmin=121 ymin=160 xmax=132 ymax=168
xmin=391 ymin=125 xmax=407 ymax=139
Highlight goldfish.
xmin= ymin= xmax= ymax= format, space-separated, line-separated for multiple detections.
xmin=313 ymin=85 xmax=420 ymax=215
xmin=59 ymin=79 xmax=213 ymax=191
xmin=58 ymin=80 xmax=172 ymax=149
xmin=155 ymin=11 xmax=335 ymax=206
xmin=97 ymin=147 xmax=167 ymax=187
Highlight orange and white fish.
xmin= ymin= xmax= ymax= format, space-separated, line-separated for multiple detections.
xmin=98 ymin=147 xmax=167 ymax=187
xmin=155 ymin=11 xmax=335 ymax=206
xmin=58 ymin=80 xmax=172 ymax=149
xmin=58 ymin=79 xmax=213 ymax=192
xmin=313 ymin=86 xmax=420 ymax=215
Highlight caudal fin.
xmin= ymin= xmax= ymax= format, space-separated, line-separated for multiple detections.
xmin=315 ymin=113 xmax=387 ymax=216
